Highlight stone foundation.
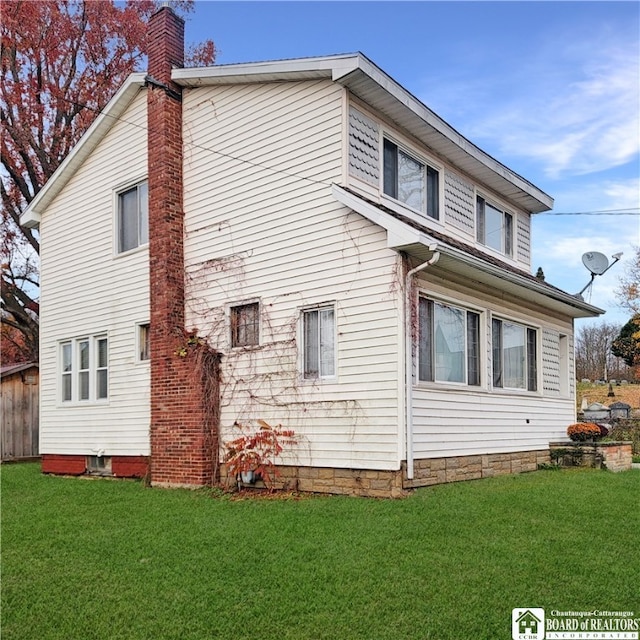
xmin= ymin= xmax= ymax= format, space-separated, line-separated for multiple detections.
xmin=405 ymin=450 xmax=550 ymax=488
xmin=221 ymin=450 xmax=550 ymax=498
xmin=550 ymin=441 xmax=633 ymax=472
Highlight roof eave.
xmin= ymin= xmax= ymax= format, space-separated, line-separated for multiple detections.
xmin=20 ymin=72 xmax=147 ymax=229
xmin=175 ymin=53 xmax=552 ymax=213
xmin=332 ymin=184 xmax=603 ymax=320
xmin=331 ymin=56 xmax=553 ymax=213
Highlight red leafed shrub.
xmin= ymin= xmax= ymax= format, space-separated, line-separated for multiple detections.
xmin=567 ymin=422 xmax=603 ymax=442
xmin=223 ymin=420 xmax=296 ymax=487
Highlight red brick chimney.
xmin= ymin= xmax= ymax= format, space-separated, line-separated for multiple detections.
xmin=147 ymin=6 xmax=218 ymax=487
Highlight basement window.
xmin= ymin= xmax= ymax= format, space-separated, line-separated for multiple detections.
xmin=86 ymin=456 xmax=112 ymax=476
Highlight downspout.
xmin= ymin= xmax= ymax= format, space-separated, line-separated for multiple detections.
xmin=405 ymin=246 xmax=440 ymax=480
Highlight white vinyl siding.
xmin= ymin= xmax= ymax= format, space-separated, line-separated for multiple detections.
xmin=183 ymin=80 xmax=402 ymax=471
xmin=411 ymin=274 xmax=576 ymax=459
xmin=39 ymin=89 xmax=150 ymax=456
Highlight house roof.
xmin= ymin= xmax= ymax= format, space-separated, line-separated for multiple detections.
xmin=1 ymin=362 xmax=38 ymax=379
xmin=332 ymin=184 xmax=603 ymax=319
xmin=20 ymin=73 xmax=147 ymax=229
xmin=22 ymin=53 xmax=552 ymax=229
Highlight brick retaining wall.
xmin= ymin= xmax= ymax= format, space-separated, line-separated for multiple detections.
xmin=550 ymin=441 xmax=633 ymax=472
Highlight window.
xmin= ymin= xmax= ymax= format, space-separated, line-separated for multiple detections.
xmin=418 ymin=298 xmax=481 ymax=385
xmin=60 ymin=336 xmax=108 ymax=402
xmin=476 ymin=196 xmax=513 ymax=256
xmin=303 ymin=306 xmax=335 ymax=379
xmin=230 ymin=302 xmax=260 ymax=347
xmin=118 ymin=181 xmax=148 ymax=253
xmin=492 ymin=318 xmax=537 ymax=391
xmin=138 ymin=323 xmax=150 ymax=361
xmin=383 ymin=139 xmax=439 ymax=219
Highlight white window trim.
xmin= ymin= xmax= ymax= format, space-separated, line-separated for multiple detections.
xmin=113 ymin=177 xmax=148 ymax=257
xmin=381 ymin=133 xmax=443 ymax=223
xmin=476 ymin=192 xmax=516 ymax=258
xmin=416 ymin=293 xmax=485 ymax=390
xmin=135 ymin=322 xmax=151 ymax=363
xmin=490 ymin=313 xmax=540 ymax=394
xmin=226 ymin=299 xmax=261 ymax=350
xmin=58 ymin=335 xmax=109 ymax=405
xmin=299 ymin=302 xmax=338 ymax=382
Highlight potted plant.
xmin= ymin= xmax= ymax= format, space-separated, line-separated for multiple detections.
xmin=567 ymin=422 xmax=606 ymax=442
xmin=223 ymin=419 xmax=296 ymax=489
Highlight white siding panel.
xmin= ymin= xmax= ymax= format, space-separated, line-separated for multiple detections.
xmin=183 ymin=80 xmax=402 ymax=471
xmin=39 ymin=90 xmax=150 ymax=456
xmin=412 ymin=271 xmax=576 ymax=458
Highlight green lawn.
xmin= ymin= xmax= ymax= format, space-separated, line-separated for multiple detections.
xmin=2 ymin=463 xmax=639 ymax=640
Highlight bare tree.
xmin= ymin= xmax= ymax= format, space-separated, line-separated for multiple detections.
xmin=574 ymin=321 xmax=633 ymax=382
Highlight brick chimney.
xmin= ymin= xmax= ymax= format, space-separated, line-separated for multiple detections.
xmin=147 ymin=6 xmax=218 ymax=487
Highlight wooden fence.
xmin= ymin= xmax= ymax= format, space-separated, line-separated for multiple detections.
xmin=1 ymin=363 xmax=39 ymax=460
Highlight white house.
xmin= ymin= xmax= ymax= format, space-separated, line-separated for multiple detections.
xmin=22 ymin=7 xmax=602 ymax=496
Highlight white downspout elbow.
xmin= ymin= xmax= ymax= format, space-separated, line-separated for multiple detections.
xmin=405 ymin=247 xmax=440 ymax=481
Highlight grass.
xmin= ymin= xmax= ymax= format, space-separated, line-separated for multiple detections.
xmin=2 ymin=464 xmax=639 ymax=640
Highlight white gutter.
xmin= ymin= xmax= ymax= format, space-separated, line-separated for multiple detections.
xmin=405 ymin=248 xmax=440 ymax=480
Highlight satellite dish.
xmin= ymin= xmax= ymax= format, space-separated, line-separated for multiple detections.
xmin=582 ymin=252 xmax=609 ymax=276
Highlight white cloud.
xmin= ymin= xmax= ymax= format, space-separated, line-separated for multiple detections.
xmin=421 ymin=31 xmax=639 ymax=180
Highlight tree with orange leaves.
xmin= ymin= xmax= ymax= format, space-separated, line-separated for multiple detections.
xmin=1 ymin=0 xmax=216 ymax=365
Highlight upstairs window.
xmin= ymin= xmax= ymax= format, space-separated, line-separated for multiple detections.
xmin=303 ymin=306 xmax=336 ymax=379
xmin=231 ymin=302 xmax=260 ymax=348
xmin=418 ymin=298 xmax=481 ymax=386
xmin=118 ymin=181 xmax=148 ymax=253
xmin=60 ymin=336 xmax=109 ymax=402
xmin=492 ymin=318 xmax=537 ymax=391
xmin=383 ymin=139 xmax=439 ymax=219
xmin=476 ymin=196 xmax=513 ymax=256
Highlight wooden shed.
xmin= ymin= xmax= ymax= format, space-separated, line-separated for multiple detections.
xmin=1 ymin=363 xmax=39 ymax=461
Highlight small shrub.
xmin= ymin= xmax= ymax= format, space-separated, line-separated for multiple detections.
xmin=223 ymin=420 xmax=297 ymax=487
xmin=567 ymin=422 xmax=602 ymax=442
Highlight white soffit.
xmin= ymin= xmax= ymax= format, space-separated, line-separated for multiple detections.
xmin=20 ymin=73 xmax=147 ymax=229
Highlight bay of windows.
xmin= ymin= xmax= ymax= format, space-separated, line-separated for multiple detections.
xmin=60 ymin=336 xmax=108 ymax=402
xmin=417 ymin=297 xmax=539 ymax=392
xmin=383 ymin=139 xmax=439 ymax=219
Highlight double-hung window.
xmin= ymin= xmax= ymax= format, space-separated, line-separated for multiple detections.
xmin=383 ymin=139 xmax=439 ymax=219
xmin=492 ymin=318 xmax=537 ymax=391
xmin=118 ymin=181 xmax=148 ymax=253
xmin=418 ymin=298 xmax=481 ymax=386
xmin=303 ymin=306 xmax=336 ymax=379
xmin=476 ymin=196 xmax=513 ymax=257
xmin=60 ymin=336 xmax=109 ymax=402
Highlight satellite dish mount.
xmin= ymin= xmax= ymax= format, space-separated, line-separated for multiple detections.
xmin=576 ymin=251 xmax=623 ymax=299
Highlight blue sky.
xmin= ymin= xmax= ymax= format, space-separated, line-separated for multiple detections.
xmin=183 ymin=1 xmax=640 ymax=326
